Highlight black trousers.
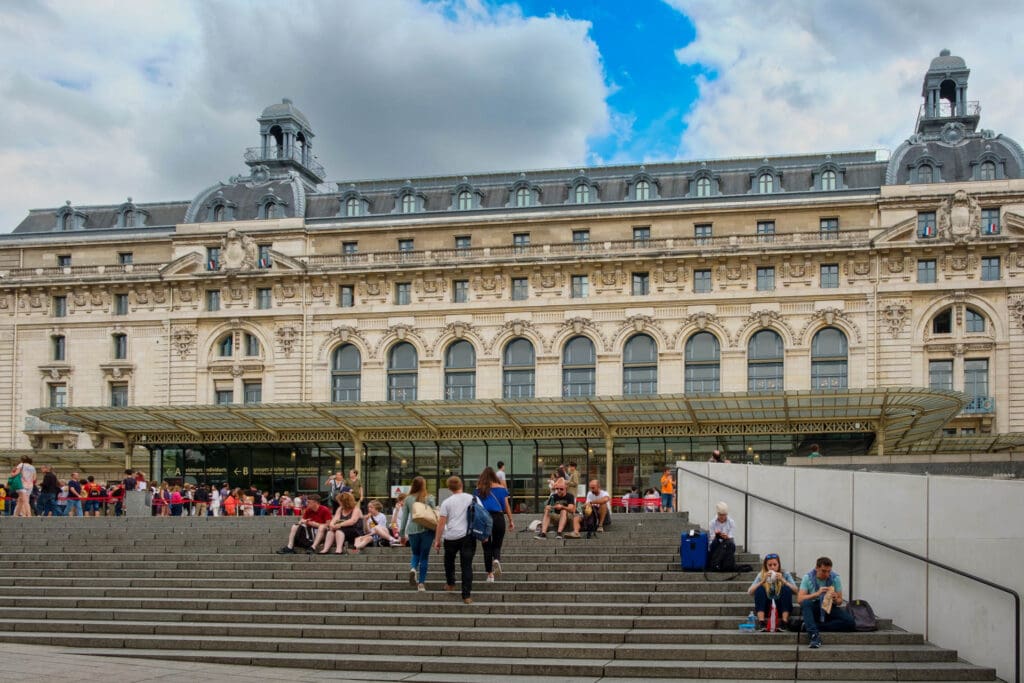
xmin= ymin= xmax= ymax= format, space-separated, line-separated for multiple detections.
xmin=482 ymin=512 xmax=506 ymax=573
xmin=443 ymin=535 xmax=477 ymax=599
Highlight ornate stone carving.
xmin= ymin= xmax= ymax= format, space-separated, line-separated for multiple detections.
xmin=429 ymin=321 xmax=481 ymax=356
xmin=39 ymin=364 xmax=73 ymax=380
xmin=731 ymin=310 xmax=796 ymax=348
xmin=719 ymin=263 xmax=750 ymax=282
xmin=797 ymin=307 xmax=862 ymax=344
xmin=319 ymin=325 xmax=371 ymax=359
xmin=219 ymin=228 xmax=258 ymax=270
xmin=936 ymin=190 xmax=982 ymax=243
xmin=550 ymin=317 xmax=606 ymax=353
xmin=484 ymin=319 xmax=544 ymax=354
xmin=612 ymin=315 xmax=667 ymax=348
xmin=881 ymin=302 xmax=909 ymax=338
xmin=1009 ymin=297 xmax=1024 ymax=332
xmin=945 ymin=254 xmax=975 ymax=272
xmin=885 ymin=256 xmax=906 ymax=274
xmin=171 ymin=328 xmax=196 ymax=359
xmin=100 ymin=363 xmax=134 ymax=380
xmin=276 ymin=326 xmax=298 ymax=358
xmin=373 ymin=324 xmax=419 ymax=358
xmin=273 ymin=282 xmax=298 ymax=301
xmin=670 ymin=312 xmax=725 ymax=348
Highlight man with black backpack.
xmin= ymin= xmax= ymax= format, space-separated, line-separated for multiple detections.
xmin=707 ymin=501 xmax=737 ymax=571
xmin=433 ymin=476 xmax=477 ymax=605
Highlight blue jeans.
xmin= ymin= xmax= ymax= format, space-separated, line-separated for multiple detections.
xmin=753 ymin=584 xmax=793 ymax=617
xmin=800 ymin=598 xmax=855 ymax=635
xmin=408 ymin=530 xmax=433 ymax=585
xmin=66 ymin=499 xmax=83 ymax=516
xmin=37 ymin=492 xmax=59 ymax=517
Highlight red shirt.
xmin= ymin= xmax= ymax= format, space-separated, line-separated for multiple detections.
xmin=302 ymin=504 xmax=331 ymax=525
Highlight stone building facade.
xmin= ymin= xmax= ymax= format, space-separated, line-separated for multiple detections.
xmin=5 ymin=51 xmax=1024 ymax=501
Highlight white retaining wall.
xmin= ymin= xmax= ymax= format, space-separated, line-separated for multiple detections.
xmin=678 ymin=461 xmax=1023 ymax=683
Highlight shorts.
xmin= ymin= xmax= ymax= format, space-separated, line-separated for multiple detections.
xmin=84 ymin=500 xmax=101 ymax=513
xmin=661 ymin=493 xmax=673 ymax=508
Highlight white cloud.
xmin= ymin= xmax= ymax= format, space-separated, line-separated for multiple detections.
xmin=0 ymin=0 xmax=610 ymax=231
xmin=665 ymin=0 xmax=1024 ymax=161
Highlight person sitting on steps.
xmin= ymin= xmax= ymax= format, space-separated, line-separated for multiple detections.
xmin=707 ymin=501 xmax=736 ymax=571
xmin=276 ymin=494 xmax=331 ymax=554
xmin=535 ymin=478 xmax=575 ymax=539
xmin=747 ymin=552 xmax=799 ymax=631
xmin=797 ymin=556 xmax=855 ymax=649
xmin=570 ymin=479 xmax=611 ymax=538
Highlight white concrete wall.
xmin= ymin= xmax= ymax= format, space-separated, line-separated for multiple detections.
xmin=676 ymin=461 xmax=1023 ymax=683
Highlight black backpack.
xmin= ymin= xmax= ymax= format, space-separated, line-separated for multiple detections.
xmin=849 ymin=599 xmax=878 ymax=631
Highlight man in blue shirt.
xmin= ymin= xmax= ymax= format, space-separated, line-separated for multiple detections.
xmin=797 ymin=556 xmax=855 ymax=648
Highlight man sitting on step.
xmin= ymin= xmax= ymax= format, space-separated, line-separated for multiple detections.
xmin=570 ymin=479 xmax=611 ymax=538
xmin=796 ymin=556 xmax=855 ymax=649
xmin=535 ymin=479 xmax=575 ymax=539
xmin=276 ymin=494 xmax=332 ymax=554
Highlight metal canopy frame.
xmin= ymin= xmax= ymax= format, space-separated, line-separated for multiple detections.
xmin=29 ymin=388 xmax=966 ymax=454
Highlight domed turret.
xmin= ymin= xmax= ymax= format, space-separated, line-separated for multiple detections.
xmin=244 ymin=98 xmax=325 ymax=186
xmin=917 ymin=49 xmax=978 ymax=135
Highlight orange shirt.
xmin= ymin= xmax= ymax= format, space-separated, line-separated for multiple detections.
xmin=660 ymin=473 xmax=674 ymax=495
xmin=223 ymin=496 xmax=237 ymax=515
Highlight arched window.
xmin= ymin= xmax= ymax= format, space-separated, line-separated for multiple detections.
xmin=623 ymin=334 xmax=657 ymax=395
xmin=695 ymin=176 xmax=712 ymax=197
xmin=61 ymin=213 xmax=72 ymax=231
xmin=758 ymin=173 xmax=774 ymax=194
xmin=212 ymin=205 xmax=225 ymax=222
xmin=515 ymin=187 xmax=531 ymax=207
xmin=979 ymin=161 xmax=996 ymax=181
xmin=503 ymin=338 xmax=535 ymax=398
xmin=685 ymin=332 xmax=720 ymax=393
xmin=458 ymin=190 xmax=473 ymax=210
xmin=444 ymin=340 xmax=476 ymax=400
xmin=811 ymin=327 xmax=848 ymax=389
xmin=244 ymin=333 xmax=260 ymax=357
xmin=747 ymin=329 xmax=784 ymax=391
xmin=331 ymin=344 xmax=361 ymax=402
xmin=217 ymin=334 xmax=233 ymax=358
xmin=575 ymin=184 xmax=590 ymax=204
xmin=821 ymin=169 xmax=837 ymax=191
xmin=932 ymin=309 xmax=952 ymax=335
xmin=346 ymin=197 xmax=360 ymax=217
xmin=123 ymin=209 xmax=135 ymax=228
xmin=401 ymin=194 xmax=416 ymax=214
xmin=387 ymin=342 xmax=418 ymax=401
xmin=562 ymin=335 xmax=595 ymax=397
xmin=635 ymin=180 xmax=650 ymax=201
xmin=263 ymin=201 xmax=281 ymax=219
xmin=918 ymin=164 xmax=933 ymax=184
xmin=965 ymin=308 xmax=986 ymax=333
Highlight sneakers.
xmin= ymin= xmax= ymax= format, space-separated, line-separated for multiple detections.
xmin=564 ymin=531 xmax=581 ymax=539
xmin=408 ymin=568 xmax=417 ymax=587
xmin=486 ymin=574 xmax=495 ymax=583
xmin=756 ymin=620 xmax=768 ymax=632
xmin=463 ymin=597 xmax=473 ymax=605
xmin=555 ymin=533 xmax=564 ymax=540
xmin=534 ymin=532 xmax=547 ymax=539
xmin=808 ymin=632 xmax=822 ymax=649
xmin=417 ymin=583 xmax=426 ymax=592
xmin=492 ymin=559 xmax=502 ymax=577
xmin=596 ymin=527 xmax=604 ymax=533
xmin=275 ymin=547 xmax=295 ymax=554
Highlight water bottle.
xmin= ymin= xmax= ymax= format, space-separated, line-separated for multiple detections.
xmin=747 ymin=611 xmax=757 ymax=627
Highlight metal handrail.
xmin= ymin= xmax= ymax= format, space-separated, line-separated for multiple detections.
xmin=680 ymin=465 xmax=1020 ymax=683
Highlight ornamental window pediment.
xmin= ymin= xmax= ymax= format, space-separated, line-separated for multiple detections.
xmin=507 ymin=174 xmax=541 ymax=208
xmin=394 ymin=181 xmax=426 ymax=214
xmin=813 ymin=160 xmax=845 ymax=191
xmin=689 ymin=166 xmax=720 ymax=198
xmin=55 ymin=201 xmax=87 ymax=231
xmin=116 ymin=198 xmax=149 ymax=228
xmin=567 ymin=171 xmax=598 ymax=205
xmin=750 ymin=164 xmax=782 ymax=194
xmin=257 ymin=192 xmax=288 ymax=219
xmin=450 ymin=179 xmax=483 ymax=211
xmin=338 ymin=185 xmax=370 ymax=217
xmin=629 ymin=168 xmax=660 ymax=201
xmin=204 ymin=191 xmax=238 ymax=222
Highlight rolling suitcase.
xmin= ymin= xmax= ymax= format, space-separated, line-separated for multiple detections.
xmin=680 ymin=530 xmax=708 ymax=570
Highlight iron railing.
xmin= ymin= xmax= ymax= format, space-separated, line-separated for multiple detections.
xmin=244 ymin=146 xmax=325 ymax=180
xmin=679 ymin=465 xmax=1020 ymax=683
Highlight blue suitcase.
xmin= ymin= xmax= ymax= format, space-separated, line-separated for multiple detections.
xmin=680 ymin=530 xmax=708 ymax=571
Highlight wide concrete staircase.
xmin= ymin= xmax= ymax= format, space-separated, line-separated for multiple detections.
xmin=0 ymin=513 xmax=1000 ymax=682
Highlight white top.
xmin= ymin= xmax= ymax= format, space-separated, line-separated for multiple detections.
xmin=437 ymin=491 xmax=474 ymax=541
xmin=366 ymin=512 xmax=388 ymax=529
xmin=585 ymin=489 xmax=611 ymax=511
xmin=709 ymin=515 xmax=736 ymax=545
xmin=16 ymin=463 xmax=36 ymax=489
xmin=496 ymin=470 xmax=506 ymax=484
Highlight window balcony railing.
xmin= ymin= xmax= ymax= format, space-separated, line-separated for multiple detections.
xmin=244 ymin=146 xmax=325 ymax=181
xmin=961 ymin=395 xmax=995 ymax=415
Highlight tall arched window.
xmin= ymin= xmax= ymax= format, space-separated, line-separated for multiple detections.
xmin=562 ymin=336 xmax=595 ymax=397
xmin=346 ymin=197 xmax=360 ymax=217
xmin=515 ymin=187 xmax=531 ymax=207
xmin=623 ymin=334 xmax=657 ymax=395
xmin=821 ymin=169 xmax=837 ymax=190
xmin=503 ymin=338 xmax=535 ymax=398
xmin=635 ymin=180 xmax=650 ymax=201
xmin=264 ymin=201 xmax=281 ymax=219
xmin=458 ymin=190 xmax=473 ymax=210
xmin=918 ymin=164 xmax=933 ymax=184
xmin=217 ymin=334 xmax=233 ymax=358
xmin=212 ymin=205 xmax=225 ymax=222
xmin=979 ymin=161 xmax=996 ymax=181
xmin=61 ymin=213 xmax=73 ymax=231
xmin=747 ymin=329 xmax=784 ymax=391
xmin=810 ymin=327 xmax=848 ymax=389
xmin=331 ymin=344 xmax=361 ymax=402
xmin=685 ymin=332 xmax=720 ymax=393
xmin=444 ymin=340 xmax=476 ymax=400
xmin=387 ymin=342 xmax=418 ymax=401
xmin=695 ymin=176 xmax=712 ymax=197
xmin=758 ymin=173 xmax=774 ymax=194
xmin=575 ymin=184 xmax=590 ymax=204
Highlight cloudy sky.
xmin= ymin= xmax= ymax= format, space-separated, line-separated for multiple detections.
xmin=1 ymin=0 xmax=1023 ymax=232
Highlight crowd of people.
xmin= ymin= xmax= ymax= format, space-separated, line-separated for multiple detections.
xmin=3 ymin=457 xmax=145 ymax=517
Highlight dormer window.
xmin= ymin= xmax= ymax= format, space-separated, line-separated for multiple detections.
xmin=758 ymin=173 xmax=774 ymax=194
xmin=205 ymin=192 xmax=237 ymax=222
xmin=116 ymin=198 xmax=148 ymax=228
xmin=695 ymin=176 xmax=711 ymax=197
xmin=346 ymin=197 xmax=360 ymax=216
xmin=515 ymin=187 xmax=531 ymax=207
xmin=918 ymin=165 xmax=933 ymax=184
xmin=401 ymin=193 xmax=417 ymax=213
xmin=55 ymin=202 xmax=86 ymax=231
xmin=458 ymin=191 xmax=472 ymax=210
xmin=821 ymin=170 xmax=837 ymax=190
xmin=689 ymin=168 xmax=719 ymax=198
xmin=62 ymin=214 xmax=72 ymax=231
xmin=575 ymin=184 xmax=590 ymax=204
xmin=635 ymin=180 xmax=650 ymax=201
xmin=213 ymin=205 xmax=225 ymax=222
xmin=263 ymin=201 xmax=282 ymax=219
xmin=979 ymin=161 xmax=996 ymax=181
